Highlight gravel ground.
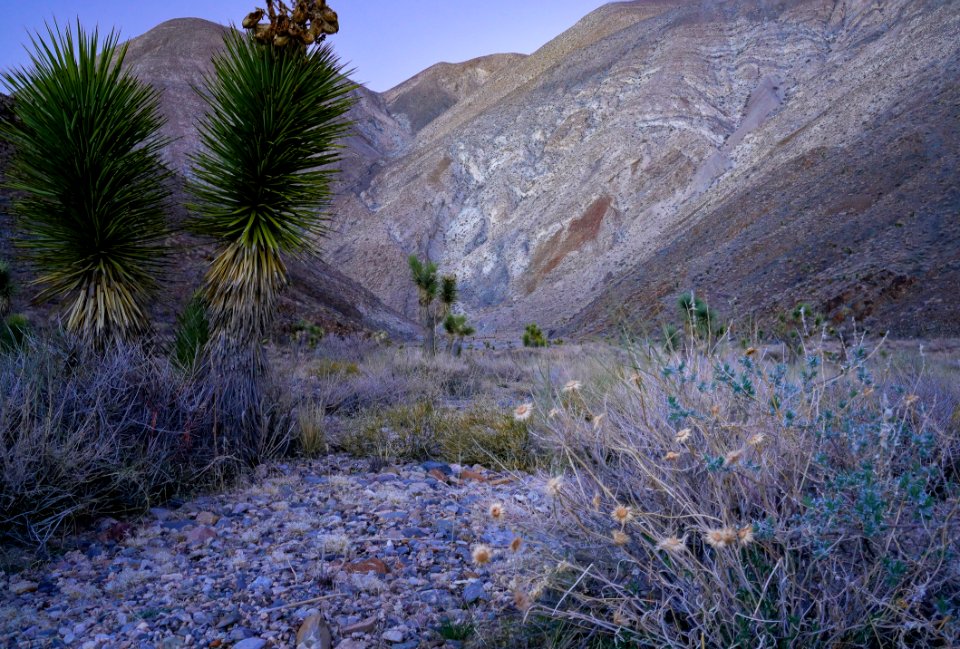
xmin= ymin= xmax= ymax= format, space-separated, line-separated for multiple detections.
xmin=1 ymin=456 xmax=552 ymax=649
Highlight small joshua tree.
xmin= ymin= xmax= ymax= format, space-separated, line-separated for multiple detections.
xmin=523 ymin=323 xmax=548 ymax=348
xmin=443 ymin=313 xmax=475 ymax=357
xmin=408 ymin=255 xmax=439 ymax=355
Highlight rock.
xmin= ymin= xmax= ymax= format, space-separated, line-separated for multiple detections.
xmin=185 ymin=525 xmax=217 ymax=544
xmin=216 ymin=611 xmax=241 ymax=629
xmin=343 ymin=558 xmax=389 ymax=575
xmin=233 ymin=639 xmax=267 ymax=649
xmin=250 ymin=576 xmax=273 ymax=590
xmin=421 ymin=461 xmax=452 ymax=476
xmin=460 ymin=469 xmax=486 ymax=482
xmin=382 ymin=626 xmax=405 ymax=643
xmin=463 ymin=580 xmax=489 ymax=604
xmin=427 ymin=468 xmax=448 ymax=483
xmin=341 ymin=615 xmax=378 ymax=635
xmin=296 ymin=613 xmax=332 ymax=649
xmin=335 ymin=641 xmax=367 ymax=649
xmin=196 ymin=511 xmax=220 ymax=526
xmin=9 ymin=580 xmax=38 ymax=595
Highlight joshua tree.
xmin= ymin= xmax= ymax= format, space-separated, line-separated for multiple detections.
xmin=443 ymin=313 xmax=475 ymax=357
xmin=1 ymin=22 xmax=171 ymax=347
xmin=188 ymin=4 xmax=353 ymax=456
xmin=439 ymin=275 xmax=458 ymax=320
xmin=523 ymin=323 xmax=548 ymax=348
xmin=408 ymin=255 xmax=439 ymax=354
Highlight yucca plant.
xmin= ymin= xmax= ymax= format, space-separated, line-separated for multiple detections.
xmin=189 ymin=31 xmax=353 ymax=350
xmin=443 ymin=313 xmax=475 ymax=357
xmin=408 ymin=254 xmax=439 ymax=355
xmin=0 ymin=22 xmax=171 ymax=346
xmin=188 ymin=25 xmax=353 ymax=457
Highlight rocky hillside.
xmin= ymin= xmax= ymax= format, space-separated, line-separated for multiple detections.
xmin=326 ymin=0 xmax=960 ymax=337
xmin=6 ymin=2 xmax=956 ymax=340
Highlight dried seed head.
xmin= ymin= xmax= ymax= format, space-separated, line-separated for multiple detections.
xmin=242 ymin=9 xmax=265 ymax=29
xmin=905 ymin=394 xmax=920 ymax=406
xmin=592 ymin=413 xmax=606 ymax=430
xmin=510 ymin=537 xmax=523 ymax=552
xmin=656 ymin=536 xmax=686 ymax=554
xmin=675 ymin=428 xmax=692 ymax=444
xmin=747 ymin=433 xmax=767 ymax=448
xmin=738 ymin=525 xmax=755 ymax=546
xmin=513 ymin=403 xmax=533 ymax=421
xmin=547 ymin=407 xmax=560 ymax=418
xmin=724 ymin=448 xmax=745 ymax=467
xmin=513 ymin=589 xmax=533 ymax=611
xmin=471 ymin=544 xmax=493 ymax=566
xmin=612 ymin=530 xmax=630 ymax=546
xmin=562 ymin=379 xmax=582 ymax=393
xmin=745 ymin=346 xmax=758 ymax=356
xmin=703 ymin=527 xmax=738 ymax=549
xmin=591 ymin=492 xmax=601 ymax=510
xmin=488 ymin=502 xmax=504 ymax=521
xmin=611 ymin=504 xmax=634 ymax=525
xmin=664 ymin=451 xmax=682 ymax=462
xmin=710 ymin=405 xmax=721 ymax=419
xmin=545 ymin=476 xmax=563 ymax=497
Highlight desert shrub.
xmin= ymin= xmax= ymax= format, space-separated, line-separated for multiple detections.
xmin=523 ymin=323 xmax=548 ymax=348
xmin=513 ymin=338 xmax=959 ymax=647
xmin=0 ymin=337 xmax=220 ymax=548
xmin=297 ymin=400 xmax=328 ymax=457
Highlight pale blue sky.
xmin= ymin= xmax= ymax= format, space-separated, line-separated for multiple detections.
xmin=2 ymin=1 xmax=610 ymax=92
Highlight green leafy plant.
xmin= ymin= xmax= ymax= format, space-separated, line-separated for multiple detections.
xmin=677 ymin=290 xmax=725 ymax=341
xmin=1 ymin=22 xmax=171 ymax=346
xmin=172 ymin=293 xmax=210 ymax=373
xmin=523 ymin=323 xmax=548 ymax=348
xmin=408 ymin=255 xmax=439 ymax=355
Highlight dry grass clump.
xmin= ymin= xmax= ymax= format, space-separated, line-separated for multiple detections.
xmin=0 ymin=338 xmax=226 ymax=549
xmin=337 ymin=399 xmax=536 ymax=471
xmin=508 ymin=336 xmax=959 ymax=647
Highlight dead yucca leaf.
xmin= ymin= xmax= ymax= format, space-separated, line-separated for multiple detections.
xmin=244 ymin=0 xmax=339 ymax=49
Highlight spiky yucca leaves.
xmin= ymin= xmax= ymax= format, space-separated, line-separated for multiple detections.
xmin=443 ymin=313 xmax=475 ymax=356
xmin=0 ymin=23 xmax=171 ymax=346
xmin=189 ymin=31 xmax=353 ymax=355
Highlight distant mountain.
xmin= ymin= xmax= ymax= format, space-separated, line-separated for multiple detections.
xmin=6 ymin=2 xmax=957 ymax=340
xmin=325 ymin=0 xmax=960 ymax=337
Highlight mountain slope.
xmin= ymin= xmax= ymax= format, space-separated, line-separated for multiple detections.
xmin=325 ymin=0 xmax=960 ymax=337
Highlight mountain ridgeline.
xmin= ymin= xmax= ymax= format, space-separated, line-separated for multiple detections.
xmin=3 ymin=0 xmax=958 ymax=338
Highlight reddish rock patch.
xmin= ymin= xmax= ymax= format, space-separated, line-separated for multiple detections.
xmin=526 ymin=195 xmax=612 ymax=293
